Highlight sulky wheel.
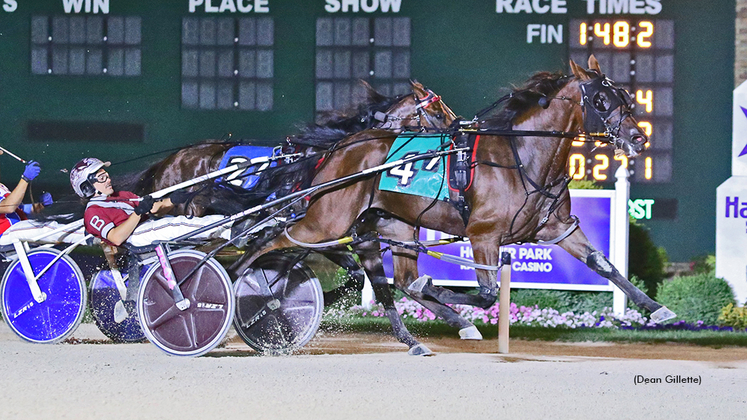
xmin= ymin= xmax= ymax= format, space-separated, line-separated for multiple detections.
xmin=234 ymin=251 xmax=324 ymax=354
xmin=89 ymin=265 xmax=150 ymax=343
xmin=136 ymin=249 xmax=233 ymax=357
xmin=0 ymin=248 xmax=86 ymax=343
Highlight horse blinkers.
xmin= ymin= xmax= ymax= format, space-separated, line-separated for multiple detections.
xmin=579 ymin=76 xmax=635 ymax=139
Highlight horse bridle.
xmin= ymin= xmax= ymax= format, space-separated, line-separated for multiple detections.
xmin=466 ymin=72 xmax=641 ymax=151
xmin=373 ymin=89 xmax=446 ymax=131
xmin=578 ymin=74 xmax=639 ymax=149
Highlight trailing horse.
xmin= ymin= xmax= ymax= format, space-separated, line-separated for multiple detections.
xmin=232 ymin=56 xmax=676 ymax=355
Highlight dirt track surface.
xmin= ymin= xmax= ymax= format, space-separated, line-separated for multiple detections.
xmin=1 ymin=322 xmax=746 ymax=420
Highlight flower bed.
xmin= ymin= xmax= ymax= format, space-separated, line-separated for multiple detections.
xmin=325 ymin=297 xmax=747 ymax=332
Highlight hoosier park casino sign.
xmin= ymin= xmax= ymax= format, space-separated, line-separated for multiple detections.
xmin=384 ymin=189 xmax=620 ymax=292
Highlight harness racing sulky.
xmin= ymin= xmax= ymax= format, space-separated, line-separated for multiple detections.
xmin=0 ymin=56 xmax=676 ymax=357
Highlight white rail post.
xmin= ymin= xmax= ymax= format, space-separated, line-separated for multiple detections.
xmin=613 ymin=166 xmax=630 ymax=315
xmin=498 ymin=251 xmax=511 ymax=354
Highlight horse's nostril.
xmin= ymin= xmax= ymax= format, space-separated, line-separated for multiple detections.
xmin=632 ymin=135 xmax=646 ymax=145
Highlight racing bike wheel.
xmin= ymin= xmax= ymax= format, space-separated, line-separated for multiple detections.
xmin=137 ymin=249 xmax=234 ymax=357
xmin=0 ymin=248 xmax=86 ymax=343
xmin=89 ymin=265 xmax=150 ymax=343
xmin=234 ymin=251 xmax=323 ymax=354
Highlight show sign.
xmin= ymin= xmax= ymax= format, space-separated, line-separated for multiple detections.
xmin=716 ymin=81 xmax=747 ymax=306
xmin=383 ymin=189 xmax=618 ymax=292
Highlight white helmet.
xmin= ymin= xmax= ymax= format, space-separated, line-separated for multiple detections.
xmin=70 ymin=157 xmax=111 ymax=198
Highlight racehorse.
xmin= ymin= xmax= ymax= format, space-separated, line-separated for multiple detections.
xmin=232 ymin=56 xmax=676 ymax=355
xmin=124 ymin=80 xmax=457 ymax=312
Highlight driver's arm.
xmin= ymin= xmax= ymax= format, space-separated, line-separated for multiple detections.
xmin=106 ymin=213 xmax=144 ymax=246
xmin=0 ymin=179 xmax=29 ymax=214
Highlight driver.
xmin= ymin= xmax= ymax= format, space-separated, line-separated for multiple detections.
xmin=71 ymin=157 xmax=232 ymax=247
xmin=0 ymin=159 xmax=54 ymax=238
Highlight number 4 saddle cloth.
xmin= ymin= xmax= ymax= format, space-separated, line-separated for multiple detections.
xmin=378 ymin=133 xmax=477 ymax=200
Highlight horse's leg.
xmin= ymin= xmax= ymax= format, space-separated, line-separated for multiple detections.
xmin=412 ymin=235 xmax=499 ymax=309
xmin=557 ymin=227 xmax=676 ymax=322
xmin=372 ymin=215 xmax=483 ymax=339
xmin=320 ymin=252 xmax=366 ymax=307
xmin=354 ymin=243 xmax=433 ymax=356
xmin=391 ymin=248 xmax=483 ymax=340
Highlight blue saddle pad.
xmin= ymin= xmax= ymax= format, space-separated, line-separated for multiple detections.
xmin=217 ymin=145 xmax=277 ymax=190
xmin=378 ymin=133 xmax=449 ymax=200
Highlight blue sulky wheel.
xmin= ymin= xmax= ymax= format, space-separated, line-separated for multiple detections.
xmin=89 ymin=266 xmax=150 ymax=343
xmin=233 ymin=251 xmax=324 ymax=354
xmin=136 ymin=249 xmax=234 ymax=357
xmin=0 ymin=248 xmax=87 ymax=343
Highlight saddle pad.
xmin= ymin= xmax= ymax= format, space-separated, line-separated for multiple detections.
xmin=378 ymin=133 xmax=449 ymax=201
xmin=217 ymin=145 xmax=277 ymax=190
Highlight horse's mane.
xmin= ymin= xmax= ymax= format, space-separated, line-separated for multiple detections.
xmin=484 ymin=71 xmax=572 ymax=130
xmin=290 ymin=83 xmax=407 ymax=149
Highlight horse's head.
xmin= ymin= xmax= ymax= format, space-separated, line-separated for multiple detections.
xmin=374 ymin=80 xmax=457 ymax=131
xmin=570 ymin=56 xmax=648 ymax=157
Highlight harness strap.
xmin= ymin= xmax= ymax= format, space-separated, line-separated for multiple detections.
xmin=537 ymin=215 xmax=579 ymax=245
xmin=373 ymin=236 xmax=504 ymax=271
xmin=472 ymin=93 xmax=513 ymax=120
xmin=415 ymin=90 xmax=441 ymax=110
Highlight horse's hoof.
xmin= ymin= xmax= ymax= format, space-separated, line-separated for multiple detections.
xmin=650 ymin=306 xmax=676 ymax=323
xmin=408 ymin=343 xmax=434 ymax=356
xmin=459 ymin=325 xmax=483 ymax=340
xmin=407 ymin=275 xmax=432 ymax=293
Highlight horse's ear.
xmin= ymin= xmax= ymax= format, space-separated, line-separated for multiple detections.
xmin=570 ymin=60 xmax=586 ymax=80
xmin=358 ymin=79 xmax=386 ymax=102
xmin=588 ymin=54 xmax=602 ymax=73
xmin=409 ymin=79 xmax=427 ymax=97
xmin=570 ymin=59 xmax=592 ymax=81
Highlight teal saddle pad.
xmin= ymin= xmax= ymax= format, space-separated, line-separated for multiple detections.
xmin=378 ymin=133 xmax=449 ymax=200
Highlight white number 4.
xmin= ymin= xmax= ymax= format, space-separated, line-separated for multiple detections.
xmin=390 ymin=162 xmax=416 ymax=186
xmin=388 ymin=153 xmax=421 ymax=186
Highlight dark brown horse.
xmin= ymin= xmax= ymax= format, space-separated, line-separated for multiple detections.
xmin=233 ymin=56 xmax=676 ymax=355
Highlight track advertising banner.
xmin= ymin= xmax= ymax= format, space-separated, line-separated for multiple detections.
xmin=383 ymin=190 xmax=615 ymax=291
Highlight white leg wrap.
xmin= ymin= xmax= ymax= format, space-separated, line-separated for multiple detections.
xmin=459 ymin=325 xmax=483 ymax=340
xmin=407 ymin=275 xmax=432 ymax=293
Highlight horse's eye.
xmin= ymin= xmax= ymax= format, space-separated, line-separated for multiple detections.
xmin=434 ymin=113 xmax=444 ymax=120
xmin=593 ymin=92 xmax=610 ymax=112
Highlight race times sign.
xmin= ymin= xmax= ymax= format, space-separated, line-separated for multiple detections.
xmin=383 ymin=191 xmax=616 ymax=291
